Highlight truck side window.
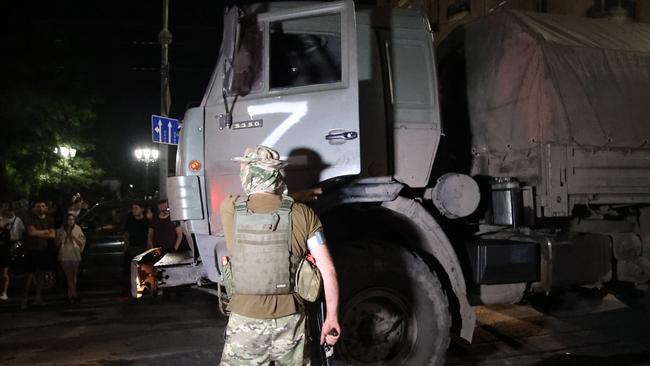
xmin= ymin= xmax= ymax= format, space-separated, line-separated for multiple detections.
xmin=269 ymin=14 xmax=342 ymax=89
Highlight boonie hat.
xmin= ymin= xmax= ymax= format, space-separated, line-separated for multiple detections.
xmin=233 ymin=145 xmax=287 ymax=169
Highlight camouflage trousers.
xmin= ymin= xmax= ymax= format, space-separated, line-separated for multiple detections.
xmin=219 ymin=312 xmax=310 ymax=366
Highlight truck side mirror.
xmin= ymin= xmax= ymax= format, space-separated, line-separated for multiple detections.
xmin=222 ymin=6 xmax=241 ymax=97
xmin=222 ymin=7 xmax=261 ymax=100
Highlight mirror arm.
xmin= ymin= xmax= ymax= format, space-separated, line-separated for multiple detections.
xmin=221 ymin=89 xmax=238 ymax=130
xmin=221 ymin=5 xmax=244 ymax=130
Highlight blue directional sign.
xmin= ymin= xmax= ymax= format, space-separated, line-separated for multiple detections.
xmin=151 ymin=115 xmax=181 ymax=145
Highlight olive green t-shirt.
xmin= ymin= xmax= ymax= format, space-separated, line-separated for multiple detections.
xmin=220 ymin=193 xmax=323 ymax=319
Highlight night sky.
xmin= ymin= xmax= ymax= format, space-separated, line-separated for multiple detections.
xmin=1 ymin=1 xmax=225 ymax=190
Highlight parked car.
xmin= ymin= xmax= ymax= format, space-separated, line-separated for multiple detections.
xmin=76 ymin=200 xmax=161 ymax=285
xmin=76 ymin=201 xmax=133 ymax=284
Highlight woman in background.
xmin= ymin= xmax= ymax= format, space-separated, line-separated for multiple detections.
xmin=56 ymin=213 xmax=86 ymax=303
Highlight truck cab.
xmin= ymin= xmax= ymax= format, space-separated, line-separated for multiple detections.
xmin=148 ymin=2 xmax=650 ymax=365
xmin=160 ymin=2 xmax=464 ymax=364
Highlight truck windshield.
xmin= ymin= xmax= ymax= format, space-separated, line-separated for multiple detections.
xmin=269 ymin=14 xmax=342 ymax=89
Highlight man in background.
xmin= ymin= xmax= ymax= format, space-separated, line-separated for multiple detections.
xmin=0 ymin=207 xmax=25 ymax=300
xmin=124 ymin=202 xmax=149 ymax=293
xmin=147 ymin=200 xmax=182 ymax=253
xmin=22 ymin=200 xmax=55 ymax=309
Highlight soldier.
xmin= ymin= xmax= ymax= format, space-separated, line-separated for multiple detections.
xmin=219 ymin=145 xmax=340 ymax=365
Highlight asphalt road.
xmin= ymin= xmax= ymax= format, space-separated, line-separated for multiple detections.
xmin=1 ymin=284 xmax=649 ymax=366
xmin=0 ymin=286 xmax=226 ymax=366
xmin=447 ymin=286 xmax=650 ymax=366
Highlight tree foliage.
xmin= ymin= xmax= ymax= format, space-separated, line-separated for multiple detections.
xmin=0 ymin=87 xmax=104 ymax=201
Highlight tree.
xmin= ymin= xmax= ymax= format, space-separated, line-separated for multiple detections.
xmin=0 ymin=87 xmax=104 ymax=202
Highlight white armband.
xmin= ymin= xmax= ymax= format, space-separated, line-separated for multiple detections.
xmin=307 ymin=230 xmax=326 ymax=251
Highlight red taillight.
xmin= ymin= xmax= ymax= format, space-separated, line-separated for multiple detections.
xmin=189 ymin=160 xmax=202 ymax=172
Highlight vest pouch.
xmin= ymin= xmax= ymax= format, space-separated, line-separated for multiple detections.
xmin=295 ymin=257 xmax=322 ymax=302
xmin=233 ymin=242 xmax=292 ymax=294
xmin=222 ymin=260 xmax=234 ymax=297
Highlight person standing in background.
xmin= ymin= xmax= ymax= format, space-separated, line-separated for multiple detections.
xmin=124 ymin=202 xmax=149 ymax=293
xmin=68 ymin=193 xmax=84 ymax=218
xmin=142 ymin=200 xmax=182 ymax=297
xmin=145 ymin=205 xmax=154 ymax=221
xmin=56 ymin=213 xmax=86 ymax=304
xmin=0 ymin=207 xmax=26 ymax=300
xmin=22 ymin=200 xmax=55 ymax=309
xmin=146 ymin=200 xmax=182 ymax=253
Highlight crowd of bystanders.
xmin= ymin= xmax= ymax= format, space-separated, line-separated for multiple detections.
xmin=0 ymin=194 xmax=92 ymax=309
xmin=0 ymin=195 xmax=188 ymax=308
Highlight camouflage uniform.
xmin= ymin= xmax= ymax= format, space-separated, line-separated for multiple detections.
xmin=220 ymin=146 xmax=310 ymax=366
xmin=219 ymin=313 xmax=310 ymax=366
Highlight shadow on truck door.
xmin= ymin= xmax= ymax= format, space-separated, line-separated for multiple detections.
xmin=285 ymin=148 xmax=330 ymax=192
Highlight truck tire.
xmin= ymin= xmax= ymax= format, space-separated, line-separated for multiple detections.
xmin=331 ymin=241 xmax=451 ymax=366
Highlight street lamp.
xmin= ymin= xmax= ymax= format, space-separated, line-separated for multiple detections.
xmin=134 ymin=147 xmax=159 ymax=198
xmin=54 ymin=145 xmax=77 ymax=197
xmin=54 ymin=146 xmax=77 ymax=160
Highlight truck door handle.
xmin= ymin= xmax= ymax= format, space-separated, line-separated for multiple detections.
xmin=325 ymin=131 xmax=358 ymax=141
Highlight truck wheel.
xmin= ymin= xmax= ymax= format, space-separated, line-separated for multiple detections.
xmin=331 ymin=241 xmax=451 ymax=366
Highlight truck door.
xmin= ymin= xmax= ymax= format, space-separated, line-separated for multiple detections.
xmin=204 ymin=0 xmax=360 ymax=211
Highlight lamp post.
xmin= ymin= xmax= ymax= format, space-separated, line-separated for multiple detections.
xmin=54 ymin=146 xmax=77 ymax=160
xmin=54 ymin=145 xmax=77 ymax=201
xmin=134 ymin=147 xmax=159 ymax=198
xmin=158 ymin=0 xmax=172 ymax=199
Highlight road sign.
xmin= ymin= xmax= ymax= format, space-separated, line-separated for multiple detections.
xmin=151 ymin=115 xmax=181 ymax=145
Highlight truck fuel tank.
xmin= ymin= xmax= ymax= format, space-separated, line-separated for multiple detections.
xmin=467 ymin=239 xmax=540 ymax=285
xmin=424 ymin=173 xmax=480 ymax=219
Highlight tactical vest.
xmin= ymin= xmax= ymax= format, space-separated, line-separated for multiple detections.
xmin=230 ymin=195 xmax=300 ymax=295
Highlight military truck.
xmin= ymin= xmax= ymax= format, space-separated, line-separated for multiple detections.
xmin=141 ymin=1 xmax=650 ymax=365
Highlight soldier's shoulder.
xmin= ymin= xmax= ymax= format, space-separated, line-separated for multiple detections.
xmin=291 ymin=202 xmax=316 ymax=216
xmin=291 ymin=201 xmax=311 ymax=210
